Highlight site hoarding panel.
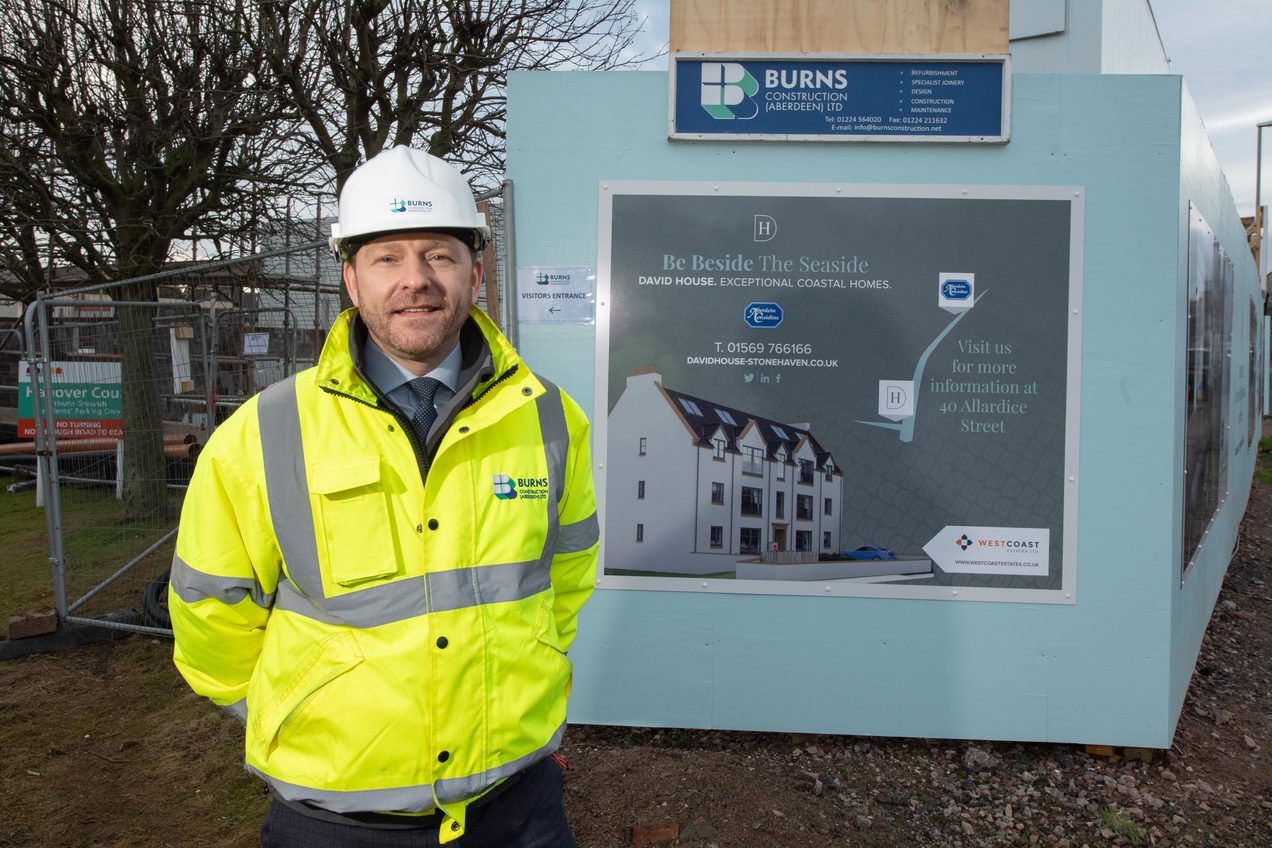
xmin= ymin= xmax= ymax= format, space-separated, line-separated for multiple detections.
xmin=595 ymin=182 xmax=1082 ymax=603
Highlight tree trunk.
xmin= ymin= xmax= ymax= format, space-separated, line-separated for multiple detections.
xmin=116 ymin=281 xmax=167 ymax=523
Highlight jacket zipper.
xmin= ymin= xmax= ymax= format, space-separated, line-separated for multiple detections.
xmin=460 ymin=364 xmax=519 ymax=412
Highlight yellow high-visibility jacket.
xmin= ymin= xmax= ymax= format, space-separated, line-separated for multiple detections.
xmin=170 ymin=307 xmax=598 ymax=843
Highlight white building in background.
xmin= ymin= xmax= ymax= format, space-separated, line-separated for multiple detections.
xmin=606 ymin=367 xmax=843 ymax=576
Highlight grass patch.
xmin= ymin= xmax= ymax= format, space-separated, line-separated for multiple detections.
xmin=0 ymin=486 xmax=57 ymax=622
xmin=0 ymin=483 xmax=180 ymax=624
xmin=0 ymin=638 xmax=264 ymax=848
xmin=1099 ymin=807 xmax=1143 ymax=846
xmin=1256 ymin=437 xmax=1272 ymax=485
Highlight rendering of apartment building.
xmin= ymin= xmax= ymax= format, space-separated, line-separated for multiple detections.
xmin=606 ymin=367 xmax=843 ymax=576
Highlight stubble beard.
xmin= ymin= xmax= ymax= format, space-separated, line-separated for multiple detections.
xmin=364 ymin=298 xmax=471 ymax=367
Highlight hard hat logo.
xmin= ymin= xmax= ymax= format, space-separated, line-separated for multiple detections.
xmin=390 ymin=198 xmax=434 ymax=214
xmin=331 ymin=146 xmax=489 ymax=257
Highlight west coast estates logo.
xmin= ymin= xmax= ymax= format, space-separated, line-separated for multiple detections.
xmin=743 ymin=301 xmax=783 ymax=329
xmin=700 ymin=62 xmax=759 ymax=120
xmin=389 ymin=198 xmax=434 ymax=213
xmin=923 ymin=526 xmax=1049 ymax=577
xmin=954 ymin=531 xmax=1042 ymax=552
xmin=492 ymin=473 xmax=549 ymax=501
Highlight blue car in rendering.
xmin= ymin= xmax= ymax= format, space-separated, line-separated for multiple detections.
xmin=841 ymin=545 xmax=897 ymax=561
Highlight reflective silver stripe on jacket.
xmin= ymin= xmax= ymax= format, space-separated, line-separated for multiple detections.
xmin=222 ymin=698 xmax=248 ymax=724
xmin=535 ymin=379 xmax=598 ymax=556
xmin=257 ymin=372 xmax=576 ymax=628
xmin=556 ymin=512 xmax=599 ymax=555
xmin=271 ymin=559 xmax=552 ymax=629
xmin=534 ymin=380 xmax=566 ymax=565
xmin=246 ymin=722 xmax=566 ymax=813
xmin=170 ymin=554 xmax=276 ymax=609
xmin=256 ymin=376 xmax=325 ymax=600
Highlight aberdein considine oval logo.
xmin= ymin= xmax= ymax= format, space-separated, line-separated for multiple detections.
xmin=743 ymin=301 xmax=783 ymax=329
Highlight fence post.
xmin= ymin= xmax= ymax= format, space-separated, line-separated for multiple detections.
xmin=115 ymin=440 xmax=124 ymax=500
xmin=500 ymin=180 xmax=517 ymax=346
xmin=199 ymin=308 xmax=215 ymax=436
xmin=25 ymin=297 xmax=68 ymax=620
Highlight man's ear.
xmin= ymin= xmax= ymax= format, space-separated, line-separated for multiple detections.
xmin=343 ymin=261 xmax=360 ymax=307
xmin=470 ymin=256 xmax=484 ymax=302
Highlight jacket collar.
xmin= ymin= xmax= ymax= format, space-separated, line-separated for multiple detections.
xmin=313 ymin=307 xmax=534 ymax=409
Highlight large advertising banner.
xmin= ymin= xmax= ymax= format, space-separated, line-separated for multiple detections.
xmin=1181 ymin=205 xmax=1233 ymax=580
xmin=596 ymin=183 xmax=1082 ymax=603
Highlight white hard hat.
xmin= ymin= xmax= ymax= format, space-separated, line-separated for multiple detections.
xmin=329 ymin=146 xmax=490 ymax=258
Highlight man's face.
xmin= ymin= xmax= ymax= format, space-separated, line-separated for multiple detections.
xmin=343 ymin=232 xmax=481 ymax=375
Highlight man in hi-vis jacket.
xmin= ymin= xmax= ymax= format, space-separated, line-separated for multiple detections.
xmin=170 ymin=146 xmax=599 ymax=848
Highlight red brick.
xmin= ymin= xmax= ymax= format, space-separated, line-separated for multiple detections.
xmin=631 ymin=822 xmax=679 ymax=847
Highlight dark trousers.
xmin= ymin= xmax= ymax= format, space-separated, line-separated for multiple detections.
xmin=260 ymin=757 xmax=577 ymax=848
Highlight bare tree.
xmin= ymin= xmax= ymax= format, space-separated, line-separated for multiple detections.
xmin=257 ymin=0 xmax=652 ymax=191
xmin=0 ymin=0 xmax=300 ymax=520
xmin=255 ymin=0 xmax=651 ymax=312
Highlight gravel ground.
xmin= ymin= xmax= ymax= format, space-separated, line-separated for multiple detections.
xmin=558 ymin=470 xmax=1272 ymax=847
xmin=2 ymin=459 xmax=1270 ymax=847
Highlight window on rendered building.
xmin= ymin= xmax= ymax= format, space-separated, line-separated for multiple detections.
xmin=741 ymin=486 xmax=763 ymax=516
xmin=796 ymin=494 xmax=813 ymax=520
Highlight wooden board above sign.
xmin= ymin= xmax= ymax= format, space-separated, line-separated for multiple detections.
xmin=669 ymin=0 xmax=1009 ymax=55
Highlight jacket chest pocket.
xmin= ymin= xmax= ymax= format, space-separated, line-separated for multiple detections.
xmin=311 ymin=455 xmax=399 ymax=587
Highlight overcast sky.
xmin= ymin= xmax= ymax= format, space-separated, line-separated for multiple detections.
xmin=629 ymin=1 xmax=1272 ymax=216
xmin=1153 ymin=0 xmax=1272 ymax=217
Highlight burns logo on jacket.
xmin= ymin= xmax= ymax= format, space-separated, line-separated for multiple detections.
xmin=492 ymin=473 xmax=549 ymax=501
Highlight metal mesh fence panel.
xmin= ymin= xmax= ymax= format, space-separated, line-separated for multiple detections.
xmin=19 ymin=179 xmax=514 ymax=636
xmin=23 ymin=243 xmax=343 ymax=635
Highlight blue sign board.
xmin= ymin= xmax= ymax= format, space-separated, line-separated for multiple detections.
xmin=671 ymin=54 xmax=1009 ymax=143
